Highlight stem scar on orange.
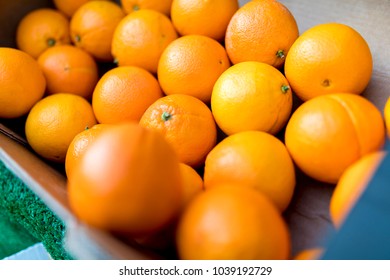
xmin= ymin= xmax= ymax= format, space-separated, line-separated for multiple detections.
xmin=139 ymin=94 xmax=217 ymax=168
xmin=211 ymin=61 xmax=293 ymax=136
xmin=16 ymin=8 xmax=71 ymax=58
xmin=225 ymin=0 xmax=299 ymax=68
xmin=285 ymin=22 xmax=373 ymax=101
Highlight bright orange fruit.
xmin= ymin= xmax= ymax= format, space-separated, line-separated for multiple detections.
xmin=111 ymin=9 xmax=178 ymax=73
xmin=157 ymin=35 xmax=230 ymax=103
xmin=330 ymin=151 xmax=386 ymax=228
xmin=0 ymin=48 xmax=46 ymax=118
xmin=285 ymin=23 xmax=373 ymax=101
xmin=176 ymin=184 xmax=291 ymax=260
xmin=92 ymin=66 xmax=164 ymax=124
xmin=204 ymin=130 xmax=296 ymax=212
xmin=225 ymin=0 xmax=299 ymax=68
xmin=139 ymin=94 xmax=217 ymax=168
xmin=171 ymin=0 xmax=239 ymax=41
xmin=16 ymin=8 xmax=71 ymax=58
xmin=285 ymin=93 xmax=385 ymax=184
xmin=37 ymin=45 xmax=99 ymax=99
xmin=67 ymin=122 xmax=182 ymax=236
xmin=70 ymin=1 xmax=125 ymax=61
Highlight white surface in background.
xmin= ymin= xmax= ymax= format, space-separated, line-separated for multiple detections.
xmin=3 ymin=242 xmax=51 ymax=260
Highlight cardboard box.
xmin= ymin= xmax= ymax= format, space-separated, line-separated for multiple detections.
xmin=1 ymin=0 xmax=389 ymax=259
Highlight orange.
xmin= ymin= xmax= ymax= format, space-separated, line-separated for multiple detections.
xmin=139 ymin=94 xmax=217 ymax=168
xmin=176 ymin=184 xmax=291 ymax=260
xmin=157 ymin=35 xmax=230 ymax=103
xmin=67 ymin=122 xmax=182 ymax=236
xmin=37 ymin=45 xmax=99 ymax=99
xmin=330 ymin=151 xmax=386 ymax=228
xmin=92 ymin=66 xmax=163 ymax=124
xmin=70 ymin=1 xmax=125 ymax=61
xmin=111 ymin=9 xmax=178 ymax=73
xmin=53 ymin=0 xmax=110 ymax=18
xmin=285 ymin=23 xmax=373 ymax=101
xmin=204 ymin=130 xmax=295 ymax=212
xmin=0 ymin=48 xmax=46 ymax=118
xmin=179 ymin=163 xmax=204 ymax=211
xmin=133 ymin=162 xmax=203 ymax=253
xmin=384 ymin=97 xmax=390 ymax=138
xmin=16 ymin=8 xmax=71 ymax=59
xmin=211 ymin=61 xmax=293 ymax=136
xmin=293 ymin=248 xmax=323 ymax=260
xmin=65 ymin=124 xmax=111 ymax=178
xmin=121 ymin=0 xmax=173 ymax=16
xmin=285 ymin=93 xmax=385 ymax=184
xmin=225 ymin=0 xmax=299 ymax=68
xmin=25 ymin=93 xmax=97 ymax=163
xmin=171 ymin=0 xmax=239 ymax=41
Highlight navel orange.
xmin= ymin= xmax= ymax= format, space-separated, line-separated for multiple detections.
xmin=204 ymin=130 xmax=296 ymax=212
xmin=37 ymin=45 xmax=99 ymax=99
xmin=70 ymin=1 xmax=125 ymax=62
xmin=121 ymin=0 xmax=173 ymax=16
xmin=111 ymin=9 xmax=178 ymax=73
xmin=171 ymin=0 xmax=239 ymax=41
xmin=176 ymin=184 xmax=291 ymax=259
xmin=65 ymin=124 xmax=111 ymax=178
xmin=157 ymin=35 xmax=230 ymax=103
xmin=16 ymin=8 xmax=71 ymax=58
xmin=211 ymin=61 xmax=292 ymax=135
xmin=285 ymin=22 xmax=373 ymax=101
xmin=92 ymin=66 xmax=164 ymax=124
xmin=225 ymin=0 xmax=299 ymax=68
xmin=139 ymin=94 xmax=217 ymax=168
xmin=0 ymin=48 xmax=46 ymax=118
xmin=25 ymin=93 xmax=97 ymax=163
xmin=67 ymin=122 xmax=182 ymax=236
xmin=285 ymin=93 xmax=385 ymax=184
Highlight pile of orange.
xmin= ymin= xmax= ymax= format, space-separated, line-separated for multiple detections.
xmin=0 ymin=0 xmax=388 ymax=260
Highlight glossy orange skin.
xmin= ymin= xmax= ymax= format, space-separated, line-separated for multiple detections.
xmin=121 ymin=0 xmax=173 ymax=16
xmin=92 ymin=66 xmax=163 ymax=124
xmin=25 ymin=93 xmax=97 ymax=163
xmin=330 ymin=151 xmax=386 ymax=228
xmin=158 ymin=35 xmax=230 ymax=103
xmin=53 ymin=0 xmax=110 ymax=18
xmin=204 ymin=130 xmax=296 ymax=212
xmin=0 ymin=48 xmax=46 ymax=118
xmin=171 ymin=0 xmax=239 ymax=41
xmin=67 ymin=122 xmax=183 ymax=236
xmin=37 ymin=45 xmax=99 ymax=99
xmin=111 ymin=9 xmax=178 ymax=73
xmin=225 ymin=0 xmax=299 ymax=68
xmin=285 ymin=93 xmax=385 ymax=184
xmin=176 ymin=184 xmax=291 ymax=260
xmin=211 ymin=61 xmax=292 ymax=136
xmin=285 ymin=23 xmax=373 ymax=101
xmin=70 ymin=1 xmax=125 ymax=62
xmin=179 ymin=163 xmax=204 ymax=211
xmin=139 ymin=94 xmax=217 ymax=168
xmin=16 ymin=8 xmax=71 ymax=58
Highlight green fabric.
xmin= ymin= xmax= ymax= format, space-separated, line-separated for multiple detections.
xmin=0 ymin=208 xmax=39 ymax=259
xmin=0 ymin=160 xmax=72 ymax=260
